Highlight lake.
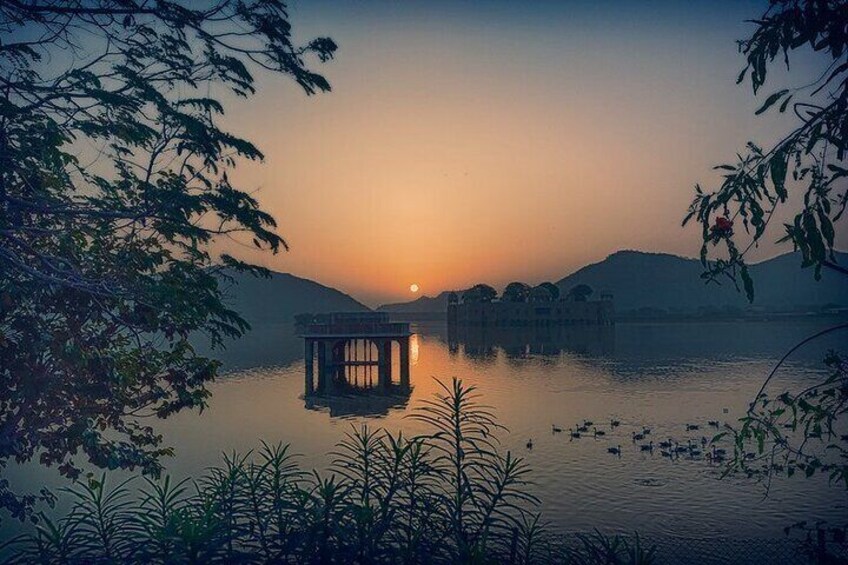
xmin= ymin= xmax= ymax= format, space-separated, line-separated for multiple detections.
xmin=3 ymin=319 xmax=846 ymax=562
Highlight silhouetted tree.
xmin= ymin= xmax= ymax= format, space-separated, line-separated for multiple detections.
xmin=685 ymin=0 xmax=848 ymax=509
xmin=566 ymin=284 xmax=593 ymax=302
xmin=538 ymin=282 xmax=561 ymax=301
xmin=502 ymin=282 xmax=531 ymax=302
xmin=0 ymin=0 xmax=336 ymax=521
xmin=463 ymin=284 xmax=498 ymax=303
xmin=684 ymin=0 xmax=847 ymax=297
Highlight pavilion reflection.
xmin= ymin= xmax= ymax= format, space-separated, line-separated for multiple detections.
xmin=297 ymin=312 xmax=414 ymax=418
xmin=303 ymin=354 xmax=413 ymax=418
xmin=303 ymin=359 xmax=413 ymax=417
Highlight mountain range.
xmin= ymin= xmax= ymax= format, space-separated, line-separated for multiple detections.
xmin=378 ymin=250 xmax=848 ymax=317
xmin=214 ymin=251 xmax=846 ymax=324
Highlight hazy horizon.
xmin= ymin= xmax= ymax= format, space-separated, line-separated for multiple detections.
xmin=210 ymin=0 xmax=842 ymax=306
xmin=264 ymin=246 xmax=848 ymax=310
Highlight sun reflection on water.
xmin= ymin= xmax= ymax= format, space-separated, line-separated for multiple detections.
xmin=410 ymin=333 xmax=419 ymax=365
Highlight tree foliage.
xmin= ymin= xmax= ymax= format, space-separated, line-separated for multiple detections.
xmin=715 ymin=340 xmax=848 ymax=494
xmin=685 ymin=0 xmax=848 ymax=508
xmin=684 ymin=0 xmax=848 ymax=298
xmin=0 ymin=0 xmax=336 ymax=521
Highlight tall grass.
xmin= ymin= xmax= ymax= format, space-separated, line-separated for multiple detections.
xmin=2 ymin=378 xmax=654 ymax=564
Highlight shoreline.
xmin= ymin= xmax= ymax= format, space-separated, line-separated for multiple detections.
xmin=382 ymin=311 xmax=848 ymax=324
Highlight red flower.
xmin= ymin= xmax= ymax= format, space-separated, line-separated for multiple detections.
xmin=712 ymin=216 xmax=733 ymax=234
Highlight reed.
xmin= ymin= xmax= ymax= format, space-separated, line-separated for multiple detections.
xmin=2 ymin=378 xmax=654 ymax=564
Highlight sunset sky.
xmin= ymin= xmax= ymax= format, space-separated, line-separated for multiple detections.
xmin=217 ymin=0 xmax=834 ymax=306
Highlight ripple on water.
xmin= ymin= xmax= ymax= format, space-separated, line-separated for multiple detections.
xmin=633 ymin=477 xmax=668 ymax=487
xmin=6 ymin=321 xmax=844 ymax=545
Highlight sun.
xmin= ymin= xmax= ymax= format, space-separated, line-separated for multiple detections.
xmin=409 ymin=283 xmax=420 ymax=293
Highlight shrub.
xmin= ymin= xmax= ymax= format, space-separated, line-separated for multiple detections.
xmin=2 ymin=378 xmax=652 ymax=564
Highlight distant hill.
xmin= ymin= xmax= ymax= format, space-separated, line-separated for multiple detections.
xmin=376 ymin=251 xmax=848 ymax=317
xmin=378 ymin=291 xmax=454 ymax=314
xmin=555 ymin=250 xmax=848 ymax=315
xmin=218 ymin=269 xmax=369 ymax=325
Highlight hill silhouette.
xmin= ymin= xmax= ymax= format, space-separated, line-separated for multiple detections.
xmin=378 ymin=291 xmax=455 ymax=314
xmin=377 ymin=251 xmax=848 ymax=317
xmin=555 ymin=250 xmax=847 ymax=314
xmin=218 ymin=269 xmax=369 ymax=325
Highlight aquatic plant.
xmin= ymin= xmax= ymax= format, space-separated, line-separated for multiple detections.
xmin=1 ymin=378 xmax=652 ymax=564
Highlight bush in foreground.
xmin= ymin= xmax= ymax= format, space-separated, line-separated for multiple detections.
xmin=2 ymin=379 xmax=654 ymax=564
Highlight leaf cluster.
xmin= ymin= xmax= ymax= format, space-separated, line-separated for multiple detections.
xmin=718 ymin=350 xmax=848 ymax=493
xmin=0 ymin=0 xmax=336 ymax=520
xmin=683 ymin=0 xmax=848 ymax=301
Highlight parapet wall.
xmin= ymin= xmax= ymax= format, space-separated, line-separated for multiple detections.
xmin=448 ymin=299 xmax=614 ymax=327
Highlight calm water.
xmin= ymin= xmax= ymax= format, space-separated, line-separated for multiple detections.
xmin=3 ymin=319 xmax=847 ymax=549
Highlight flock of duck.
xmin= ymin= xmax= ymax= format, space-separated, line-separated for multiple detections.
xmin=527 ymin=418 xmax=731 ymax=463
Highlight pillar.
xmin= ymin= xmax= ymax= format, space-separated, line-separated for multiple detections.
xmin=316 ymin=340 xmax=327 ymax=392
xmin=321 ymin=341 xmax=339 ymax=394
xmin=304 ymin=339 xmax=314 ymax=395
xmin=334 ymin=342 xmax=344 ymax=379
xmin=378 ymin=339 xmax=392 ymax=390
xmin=399 ymin=336 xmax=410 ymax=390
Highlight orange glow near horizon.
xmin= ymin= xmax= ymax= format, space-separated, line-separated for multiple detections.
xmin=210 ymin=2 xmax=843 ymax=307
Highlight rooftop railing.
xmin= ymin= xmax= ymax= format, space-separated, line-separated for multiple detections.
xmin=297 ymin=321 xmax=411 ymax=337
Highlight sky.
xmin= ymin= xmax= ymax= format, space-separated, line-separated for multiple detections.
xmin=215 ymin=0 xmax=834 ymax=307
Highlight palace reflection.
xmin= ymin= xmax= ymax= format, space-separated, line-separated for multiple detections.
xmin=447 ymin=324 xmax=615 ymax=361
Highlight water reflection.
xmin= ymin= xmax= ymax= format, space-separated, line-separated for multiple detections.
xmin=296 ymin=324 xmax=616 ymax=418
xmin=304 ymin=386 xmax=411 ymax=418
xmin=301 ymin=334 xmax=413 ymax=418
xmin=447 ymin=323 xmax=615 ymax=359
xmin=194 ymin=322 xmax=304 ymax=371
xmin=410 ymin=333 xmax=420 ymax=365
xmin=199 ymin=318 xmax=845 ymax=377
xmin=3 ymin=320 xmax=845 ymax=546
xmin=303 ymin=355 xmax=412 ymax=418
